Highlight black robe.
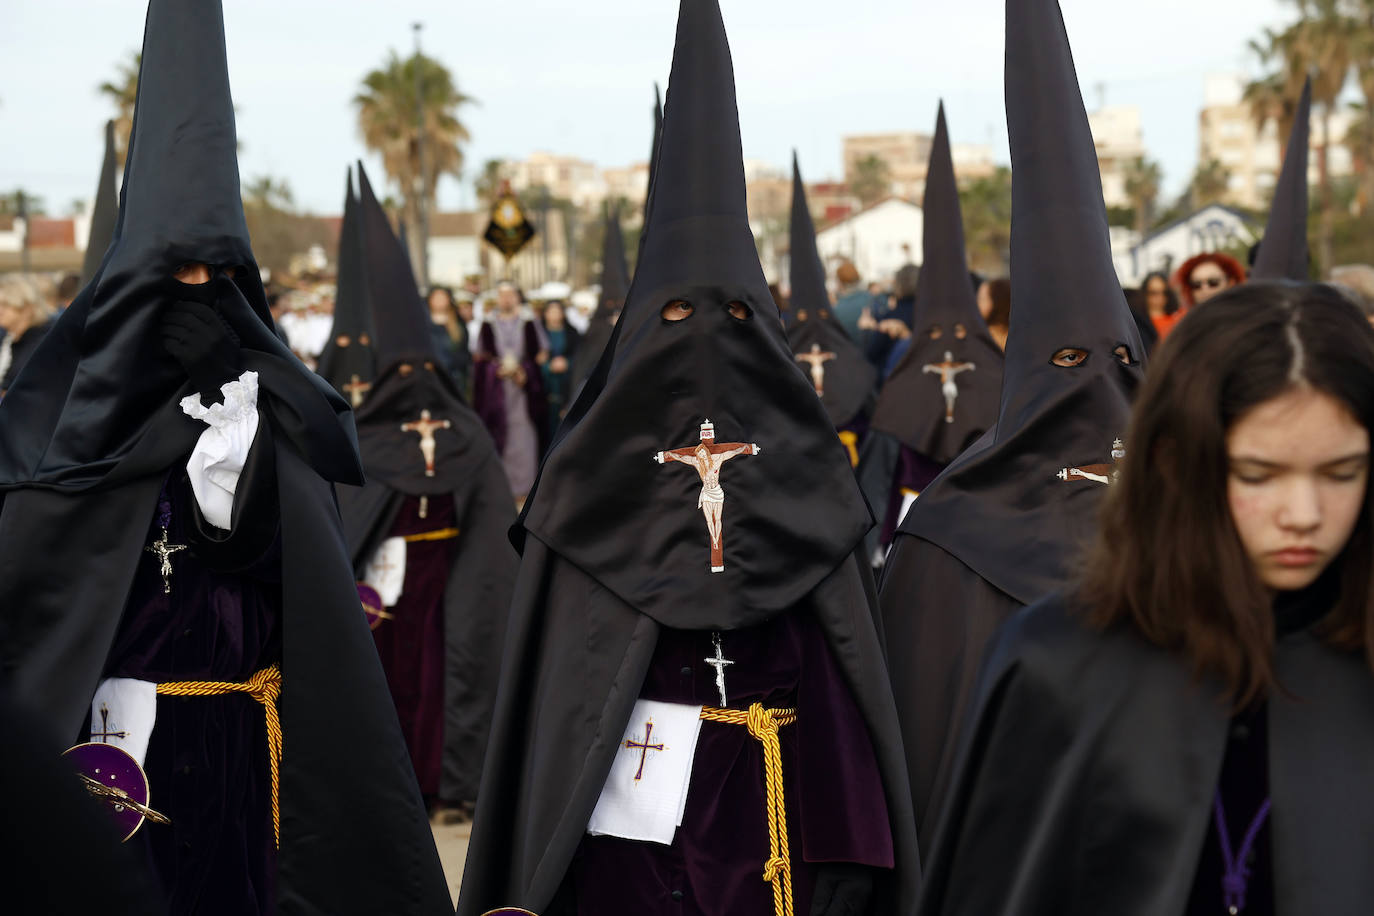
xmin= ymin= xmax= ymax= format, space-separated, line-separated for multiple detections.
xmin=917 ymin=592 xmax=1374 ymax=914
xmin=455 ymin=542 xmax=920 ymax=916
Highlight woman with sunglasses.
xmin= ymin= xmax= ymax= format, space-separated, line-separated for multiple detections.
xmin=1160 ymin=252 xmax=1246 ymax=340
xmin=919 ymin=281 xmax=1374 ymax=914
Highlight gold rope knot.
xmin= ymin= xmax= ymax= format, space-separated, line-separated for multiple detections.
xmin=157 ymin=664 xmax=282 ymax=848
xmin=700 ymin=703 xmax=797 ymax=916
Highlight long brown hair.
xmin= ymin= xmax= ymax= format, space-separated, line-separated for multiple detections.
xmin=1079 ymin=282 xmax=1374 ymax=706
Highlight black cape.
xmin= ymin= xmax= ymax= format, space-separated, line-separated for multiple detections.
xmin=918 ymin=592 xmax=1374 ymax=914
xmin=335 ymin=159 xmax=518 ymax=803
xmin=458 ymin=1 xmax=918 ymax=912
xmin=0 ymin=2 xmax=449 ymax=911
xmin=879 ymin=0 xmax=1144 ymax=852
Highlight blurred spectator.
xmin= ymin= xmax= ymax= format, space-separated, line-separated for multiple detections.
xmin=55 ymin=273 xmax=81 ymax=312
xmin=428 ymin=285 xmax=474 ymax=398
xmin=1173 ymin=252 xmax=1244 ymax=312
xmin=976 ymin=276 xmax=1011 ymax=351
xmin=539 ymin=300 xmax=581 ymax=437
xmin=0 ymin=274 xmax=56 ymax=395
xmin=832 ymin=260 xmax=868 ymax=340
xmin=1123 ymin=286 xmax=1159 ymax=357
xmin=861 ymin=263 xmax=918 ymax=371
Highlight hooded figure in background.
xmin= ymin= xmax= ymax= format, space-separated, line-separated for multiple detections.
xmin=456 ymin=2 xmax=918 ymax=915
xmin=571 ymin=203 xmax=630 ymax=390
xmin=1251 ymin=78 xmax=1312 ymax=284
xmin=0 ymin=2 xmax=450 ymax=912
xmin=787 ymin=154 xmax=878 ymax=469
xmin=315 ymin=168 xmax=376 ymax=409
xmin=877 ymin=0 xmax=1144 ymax=854
xmin=80 ymin=119 xmax=119 ymax=289
xmin=337 ymin=159 xmax=518 ymax=823
xmin=862 ymin=103 xmax=1003 ymax=559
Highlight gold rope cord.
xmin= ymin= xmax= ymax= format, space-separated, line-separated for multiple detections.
xmin=156 ymin=664 xmax=282 ymax=847
xmin=699 ymin=704 xmax=798 ymax=916
xmin=403 ymin=527 xmax=460 ymax=543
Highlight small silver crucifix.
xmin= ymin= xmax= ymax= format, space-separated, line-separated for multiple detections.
xmin=704 ymin=631 xmax=735 ymax=707
xmin=146 ymin=527 xmax=187 ymax=596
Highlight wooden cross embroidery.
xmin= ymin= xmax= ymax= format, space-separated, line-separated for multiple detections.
xmin=342 ymin=374 xmax=372 ymax=409
xmin=922 ymin=351 xmax=977 ymax=424
xmin=795 ymin=344 xmax=837 ymax=397
xmin=92 ymin=703 xmax=127 ymax=743
xmin=624 ymin=719 xmax=666 ymax=782
xmin=1057 ymin=438 xmax=1126 ymax=485
xmin=654 ymin=419 xmax=761 ymax=573
xmin=400 ymin=409 xmax=453 ymax=477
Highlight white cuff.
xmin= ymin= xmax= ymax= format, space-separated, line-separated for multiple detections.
xmin=181 ymin=370 xmax=260 ymax=530
xmin=89 ymin=678 xmax=158 ymax=766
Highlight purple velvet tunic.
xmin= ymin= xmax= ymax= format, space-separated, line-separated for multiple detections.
xmin=567 ymin=611 xmax=893 ymax=915
xmin=879 ymin=446 xmax=944 ymax=547
xmin=370 ymin=493 xmax=457 ymax=799
xmin=104 ymin=469 xmax=280 ymax=915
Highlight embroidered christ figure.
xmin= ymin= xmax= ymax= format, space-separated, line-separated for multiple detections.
xmin=342 ymin=374 xmax=372 ymax=409
xmin=1057 ymin=437 xmax=1126 ymax=485
xmin=922 ymin=351 xmax=977 ymax=423
xmin=400 ymin=409 xmax=453 ymax=477
xmin=654 ymin=419 xmax=761 ymax=573
xmin=795 ymin=344 xmax=837 ymax=397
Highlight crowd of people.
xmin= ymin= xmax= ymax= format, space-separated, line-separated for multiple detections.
xmin=4 ymin=0 xmax=1374 ymax=915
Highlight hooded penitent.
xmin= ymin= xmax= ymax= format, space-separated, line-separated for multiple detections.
xmin=869 ymin=103 xmax=1002 ymax=465
xmin=336 ymin=159 xmax=517 ymax=806
xmin=1251 ymin=78 xmax=1312 ymax=282
xmin=315 ymin=168 xmax=376 ymax=406
xmin=80 ymin=120 xmax=119 ymax=288
xmin=786 ymin=153 xmax=877 ymax=433
xmin=571 ymin=201 xmax=631 ymax=388
xmin=877 ymin=0 xmax=1145 ymax=852
xmin=456 ymin=1 xmax=918 ymax=914
xmin=0 ymin=2 xmax=449 ymax=911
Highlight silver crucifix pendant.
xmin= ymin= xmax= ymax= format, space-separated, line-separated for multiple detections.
xmin=704 ymin=631 xmax=735 ymax=707
xmin=146 ymin=527 xmax=188 ymax=596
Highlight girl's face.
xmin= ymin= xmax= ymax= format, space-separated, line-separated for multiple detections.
xmin=1227 ymin=386 xmax=1370 ymax=592
xmin=1145 ymin=277 xmax=1169 ymax=316
xmin=976 ymin=281 xmax=993 ymax=320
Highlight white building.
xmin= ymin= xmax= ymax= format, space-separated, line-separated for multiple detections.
xmin=814 ymin=197 xmax=924 ymax=284
xmin=1088 ymin=105 xmax=1146 ymax=209
xmin=1125 ymin=204 xmax=1257 ymax=283
xmin=426 ymin=212 xmax=484 ymax=287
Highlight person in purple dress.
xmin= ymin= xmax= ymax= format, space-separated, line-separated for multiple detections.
xmin=474 ymin=282 xmax=549 ymax=501
xmin=0 ymin=3 xmax=449 ymax=913
xmin=456 ymin=3 xmax=918 ymax=915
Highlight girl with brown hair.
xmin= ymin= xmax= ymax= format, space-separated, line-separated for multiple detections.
xmin=919 ymin=282 xmax=1374 ymax=914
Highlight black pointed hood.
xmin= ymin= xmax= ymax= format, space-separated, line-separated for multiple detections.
xmin=786 ymin=153 xmax=877 ymax=427
xmin=0 ymin=0 xmax=359 ymax=491
xmin=896 ymin=0 xmax=1144 ymax=605
xmin=317 ymin=169 xmax=377 ymax=404
xmin=572 ymin=203 xmax=631 ymax=387
xmin=350 ymin=162 xmax=492 ymax=494
xmin=80 ymin=120 xmax=119 ymax=287
xmin=518 ymin=0 xmax=871 ymax=629
xmin=870 ymin=103 xmax=1003 ymax=463
xmin=1252 ymin=78 xmax=1311 ymax=282
xmin=643 ymin=82 xmax=665 ymax=231
xmin=356 ymin=163 xmax=436 ymax=369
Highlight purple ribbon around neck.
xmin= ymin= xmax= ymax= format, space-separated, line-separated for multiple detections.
xmin=1214 ymin=793 xmax=1272 ymax=914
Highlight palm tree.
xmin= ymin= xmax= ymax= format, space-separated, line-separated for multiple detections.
xmin=355 ymin=51 xmax=475 ymax=280
xmin=1123 ymin=156 xmax=1164 ymax=235
xmin=848 ymin=155 xmax=892 ymax=207
xmin=958 ymin=167 xmax=1013 ymax=274
xmin=1189 ymin=158 xmax=1234 ymax=209
xmin=474 ymin=159 xmax=508 ymax=207
xmin=97 ymin=51 xmax=140 ymax=167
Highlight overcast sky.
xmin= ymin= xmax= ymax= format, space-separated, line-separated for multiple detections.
xmin=2 ymin=0 xmax=1294 ymax=218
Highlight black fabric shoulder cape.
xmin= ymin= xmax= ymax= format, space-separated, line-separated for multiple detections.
xmin=918 ymin=592 xmax=1374 ymax=914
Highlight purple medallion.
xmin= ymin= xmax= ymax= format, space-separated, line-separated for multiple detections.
xmin=63 ymin=742 xmax=164 ymax=841
xmin=358 ymin=581 xmax=390 ymax=630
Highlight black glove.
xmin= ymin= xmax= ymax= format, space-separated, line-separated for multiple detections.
xmin=809 ymin=863 xmax=876 ymax=916
xmin=161 ymin=301 xmax=243 ymax=401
